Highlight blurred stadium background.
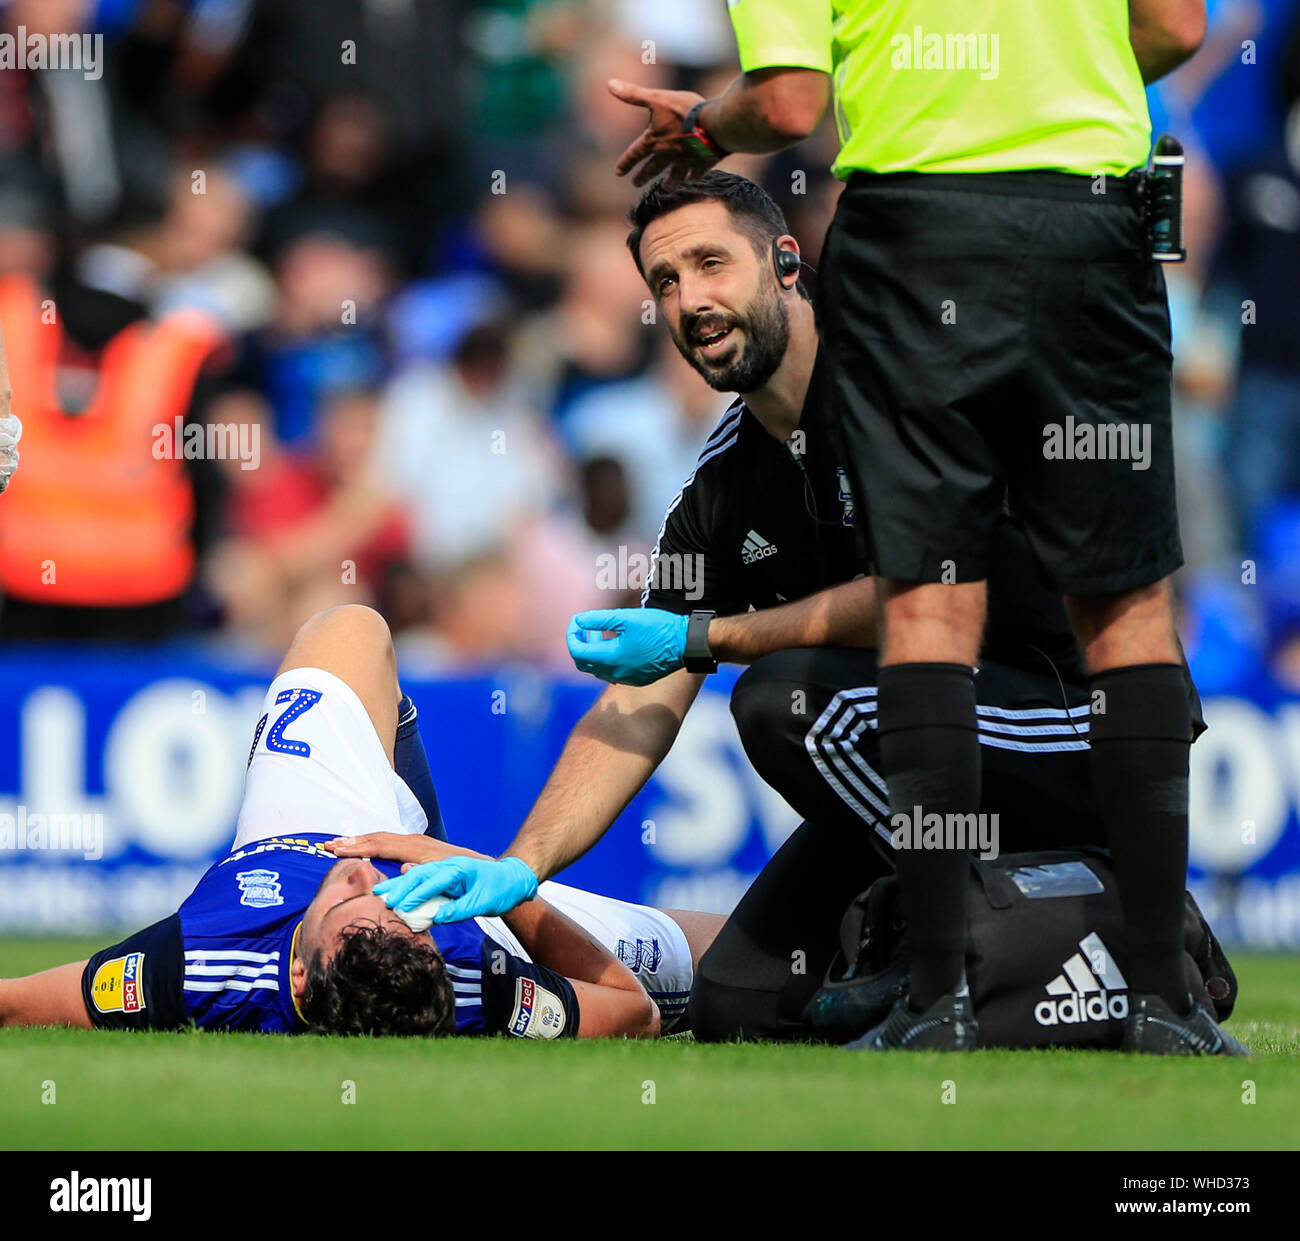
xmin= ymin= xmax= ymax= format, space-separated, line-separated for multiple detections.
xmin=0 ymin=0 xmax=1298 ymax=952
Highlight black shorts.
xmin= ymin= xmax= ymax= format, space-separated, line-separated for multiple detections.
xmin=819 ymin=170 xmax=1182 ymax=595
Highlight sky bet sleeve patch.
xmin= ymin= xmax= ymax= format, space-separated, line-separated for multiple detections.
xmin=81 ymin=914 xmax=187 ymax=1031
xmin=91 ymin=952 xmax=145 ymax=1013
xmin=479 ymin=944 xmax=580 ymax=1039
xmin=509 ymin=976 xmax=568 ymax=1039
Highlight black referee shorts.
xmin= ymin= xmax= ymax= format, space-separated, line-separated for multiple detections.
xmin=819 ymin=171 xmax=1182 ymax=595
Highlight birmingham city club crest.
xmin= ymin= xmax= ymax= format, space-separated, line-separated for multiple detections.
xmin=617 ymin=937 xmax=663 ymax=974
xmin=236 ymin=869 xmax=283 ymax=908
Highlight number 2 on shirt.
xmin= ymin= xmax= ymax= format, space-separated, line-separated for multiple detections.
xmin=248 ymin=688 xmax=323 ymax=765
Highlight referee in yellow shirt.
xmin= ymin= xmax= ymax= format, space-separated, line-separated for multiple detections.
xmin=610 ymin=1 xmax=1246 ymax=1055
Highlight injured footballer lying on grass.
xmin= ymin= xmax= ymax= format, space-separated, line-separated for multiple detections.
xmin=0 ymin=605 xmax=723 ymax=1040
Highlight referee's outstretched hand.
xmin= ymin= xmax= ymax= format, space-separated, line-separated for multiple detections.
xmin=608 ymin=78 xmax=717 ymax=186
xmin=567 ymin=607 xmax=690 ymax=686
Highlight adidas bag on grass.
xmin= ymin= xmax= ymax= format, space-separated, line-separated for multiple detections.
xmin=807 ymin=848 xmax=1237 ymax=1049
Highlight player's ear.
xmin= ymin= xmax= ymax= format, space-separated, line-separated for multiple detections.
xmin=290 ymin=953 xmax=307 ymax=999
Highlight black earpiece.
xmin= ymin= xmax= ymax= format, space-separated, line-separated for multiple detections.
xmin=772 ymin=238 xmax=801 ymax=284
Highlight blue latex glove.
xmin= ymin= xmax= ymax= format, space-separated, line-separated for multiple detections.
xmin=374 ymin=855 xmax=539 ymax=924
xmin=566 ymin=607 xmax=689 ymax=686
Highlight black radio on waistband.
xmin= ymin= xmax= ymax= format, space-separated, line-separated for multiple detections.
xmin=1144 ymin=133 xmax=1187 ymax=263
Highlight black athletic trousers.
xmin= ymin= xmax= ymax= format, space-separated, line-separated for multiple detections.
xmin=690 ymin=646 xmax=1106 ymax=1042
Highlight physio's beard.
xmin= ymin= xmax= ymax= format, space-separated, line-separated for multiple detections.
xmin=676 ymin=287 xmax=790 ymax=394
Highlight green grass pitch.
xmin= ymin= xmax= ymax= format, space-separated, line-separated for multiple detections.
xmin=2 ymin=939 xmax=1296 ymax=1150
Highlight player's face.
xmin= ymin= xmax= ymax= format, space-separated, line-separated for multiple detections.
xmin=639 ymin=199 xmax=790 ymax=394
xmin=301 ymin=858 xmax=425 ymax=964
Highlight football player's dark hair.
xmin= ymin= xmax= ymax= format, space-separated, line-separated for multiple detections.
xmin=302 ymin=923 xmax=455 ymax=1037
xmin=627 ymin=169 xmax=808 ymax=298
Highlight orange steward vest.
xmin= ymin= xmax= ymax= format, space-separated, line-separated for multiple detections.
xmin=0 ymin=273 xmax=223 ymax=607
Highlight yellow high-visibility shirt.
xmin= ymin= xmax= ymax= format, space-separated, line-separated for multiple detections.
xmin=726 ymin=0 xmax=1152 ymax=177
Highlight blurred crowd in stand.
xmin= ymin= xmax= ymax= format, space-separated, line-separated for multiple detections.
xmin=0 ymin=0 xmax=1296 ymax=692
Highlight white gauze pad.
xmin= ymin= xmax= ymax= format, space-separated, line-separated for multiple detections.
xmin=395 ymin=895 xmax=450 ymax=933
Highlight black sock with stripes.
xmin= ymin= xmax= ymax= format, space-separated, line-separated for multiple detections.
xmin=877 ymin=662 xmax=980 ymax=1012
xmin=1088 ymin=664 xmax=1193 ymax=1012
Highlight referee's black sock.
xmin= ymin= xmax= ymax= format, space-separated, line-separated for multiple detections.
xmin=1088 ymin=664 xmax=1193 ymax=1012
xmin=877 ymin=662 xmax=979 ymax=1012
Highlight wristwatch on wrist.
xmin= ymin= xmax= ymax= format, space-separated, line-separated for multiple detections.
xmin=681 ymin=100 xmax=729 ymax=161
xmin=684 ymin=609 xmax=718 ymax=674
